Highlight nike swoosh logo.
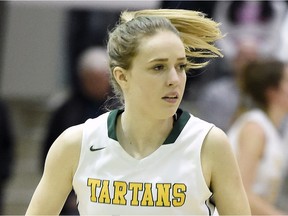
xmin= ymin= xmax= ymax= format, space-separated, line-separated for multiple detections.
xmin=90 ymin=146 xmax=106 ymax=152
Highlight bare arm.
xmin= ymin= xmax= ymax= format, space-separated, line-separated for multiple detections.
xmin=237 ymin=122 xmax=287 ymax=215
xmin=202 ymin=126 xmax=251 ymax=215
xmin=26 ymin=125 xmax=82 ymax=215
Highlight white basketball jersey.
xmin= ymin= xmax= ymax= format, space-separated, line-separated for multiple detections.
xmin=228 ymin=109 xmax=285 ymax=203
xmin=73 ymin=109 xmax=215 ymax=215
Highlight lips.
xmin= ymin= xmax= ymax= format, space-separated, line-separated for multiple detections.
xmin=162 ymin=95 xmax=178 ymax=99
xmin=162 ymin=92 xmax=179 ymax=103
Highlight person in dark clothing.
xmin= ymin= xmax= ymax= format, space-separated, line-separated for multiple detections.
xmin=0 ymin=100 xmax=14 ymax=215
xmin=41 ymin=47 xmax=112 ymax=215
xmin=41 ymin=88 xmax=109 ymax=167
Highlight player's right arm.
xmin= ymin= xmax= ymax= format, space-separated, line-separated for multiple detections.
xmin=202 ymin=126 xmax=251 ymax=215
xmin=25 ymin=124 xmax=82 ymax=215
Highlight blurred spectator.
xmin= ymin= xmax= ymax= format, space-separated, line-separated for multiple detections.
xmin=213 ymin=1 xmax=287 ymax=60
xmin=195 ymin=40 xmax=259 ymax=131
xmin=276 ymin=106 xmax=288 ymax=212
xmin=276 ymin=117 xmax=288 ymax=212
xmin=66 ymin=9 xmax=119 ymax=93
xmin=41 ymin=46 xmax=112 ymax=215
xmin=276 ymin=9 xmax=288 ymax=62
xmin=0 ymin=100 xmax=14 ymax=214
xmin=227 ymin=59 xmax=288 ymax=215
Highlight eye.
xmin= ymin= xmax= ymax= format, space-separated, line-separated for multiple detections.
xmin=180 ymin=63 xmax=187 ymax=70
xmin=176 ymin=63 xmax=187 ymax=72
xmin=153 ymin=64 xmax=165 ymax=71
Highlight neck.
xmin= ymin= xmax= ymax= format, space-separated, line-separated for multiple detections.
xmin=116 ymin=109 xmax=175 ymax=159
xmin=266 ymin=105 xmax=287 ymax=129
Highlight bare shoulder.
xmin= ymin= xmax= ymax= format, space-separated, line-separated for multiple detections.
xmin=202 ymin=126 xmax=237 ymax=170
xmin=59 ymin=124 xmax=84 ymax=147
xmin=239 ymin=121 xmax=265 ymax=141
xmin=238 ymin=121 xmax=266 ymax=158
xmin=201 ymin=126 xmax=236 ymax=186
xmin=202 ymin=126 xmax=231 ymax=157
xmin=51 ymin=124 xmax=83 ymax=156
xmin=44 ymin=124 xmax=84 ymax=176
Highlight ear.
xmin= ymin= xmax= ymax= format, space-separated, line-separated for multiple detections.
xmin=113 ymin=66 xmax=128 ymax=89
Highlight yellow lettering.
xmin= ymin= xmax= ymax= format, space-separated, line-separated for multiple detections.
xmin=172 ymin=183 xmax=186 ymax=207
xmin=98 ymin=180 xmax=111 ymax=204
xmin=155 ymin=183 xmax=171 ymax=207
xmin=87 ymin=178 xmax=101 ymax=202
xmin=112 ymin=181 xmax=127 ymax=205
xmin=129 ymin=182 xmax=143 ymax=206
xmin=141 ymin=183 xmax=154 ymax=206
xmin=87 ymin=178 xmax=187 ymax=207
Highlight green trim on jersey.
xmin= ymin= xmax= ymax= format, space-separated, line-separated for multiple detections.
xmin=107 ymin=109 xmax=123 ymax=141
xmin=107 ymin=109 xmax=190 ymax=144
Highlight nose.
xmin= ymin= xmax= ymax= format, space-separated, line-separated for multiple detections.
xmin=167 ymin=67 xmax=180 ymax=86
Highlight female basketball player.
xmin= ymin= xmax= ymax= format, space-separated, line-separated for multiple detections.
xmin=26 ymin=9 xmax=250 ymax=215
xmin=228 ymin=60 xmax=288 ymax=215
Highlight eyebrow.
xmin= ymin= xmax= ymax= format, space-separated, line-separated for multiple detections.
xmin=148 ymin=57 xmax=186 ymax=62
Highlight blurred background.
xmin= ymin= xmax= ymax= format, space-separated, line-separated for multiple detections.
xmin=0 ymin=0 xmax=288 ymax=214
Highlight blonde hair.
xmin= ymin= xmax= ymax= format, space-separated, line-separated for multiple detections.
xmin=121 ymin=9 xmax=223 ymax=67
xmin=107 ymin=9 xmax=223 ymax=103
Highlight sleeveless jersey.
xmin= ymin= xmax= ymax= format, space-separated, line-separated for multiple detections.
xmin=73 ymin=109 xmax=215 ymax=215
xmin=227 ymin=109 xmax=285 ymax=203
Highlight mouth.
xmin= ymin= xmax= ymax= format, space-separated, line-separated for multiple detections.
xmin=162 ymin=94 xmax=179 ymax=103
xmin=162 ymin=95 xmax=178 ymax=99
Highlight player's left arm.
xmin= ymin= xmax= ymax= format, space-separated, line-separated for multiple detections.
xmin=202 ymin=126 xmax=251 ymax=215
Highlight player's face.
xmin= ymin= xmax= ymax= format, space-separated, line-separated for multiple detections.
xmin=125 ymin=30 xmax=187 ymax=118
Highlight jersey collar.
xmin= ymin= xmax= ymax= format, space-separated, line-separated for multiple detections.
xmin=107 ymin=109 xmax=190 ymax=144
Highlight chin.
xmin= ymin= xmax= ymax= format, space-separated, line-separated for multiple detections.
xmin=163 ymin=106 xmax=179 ymax=117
